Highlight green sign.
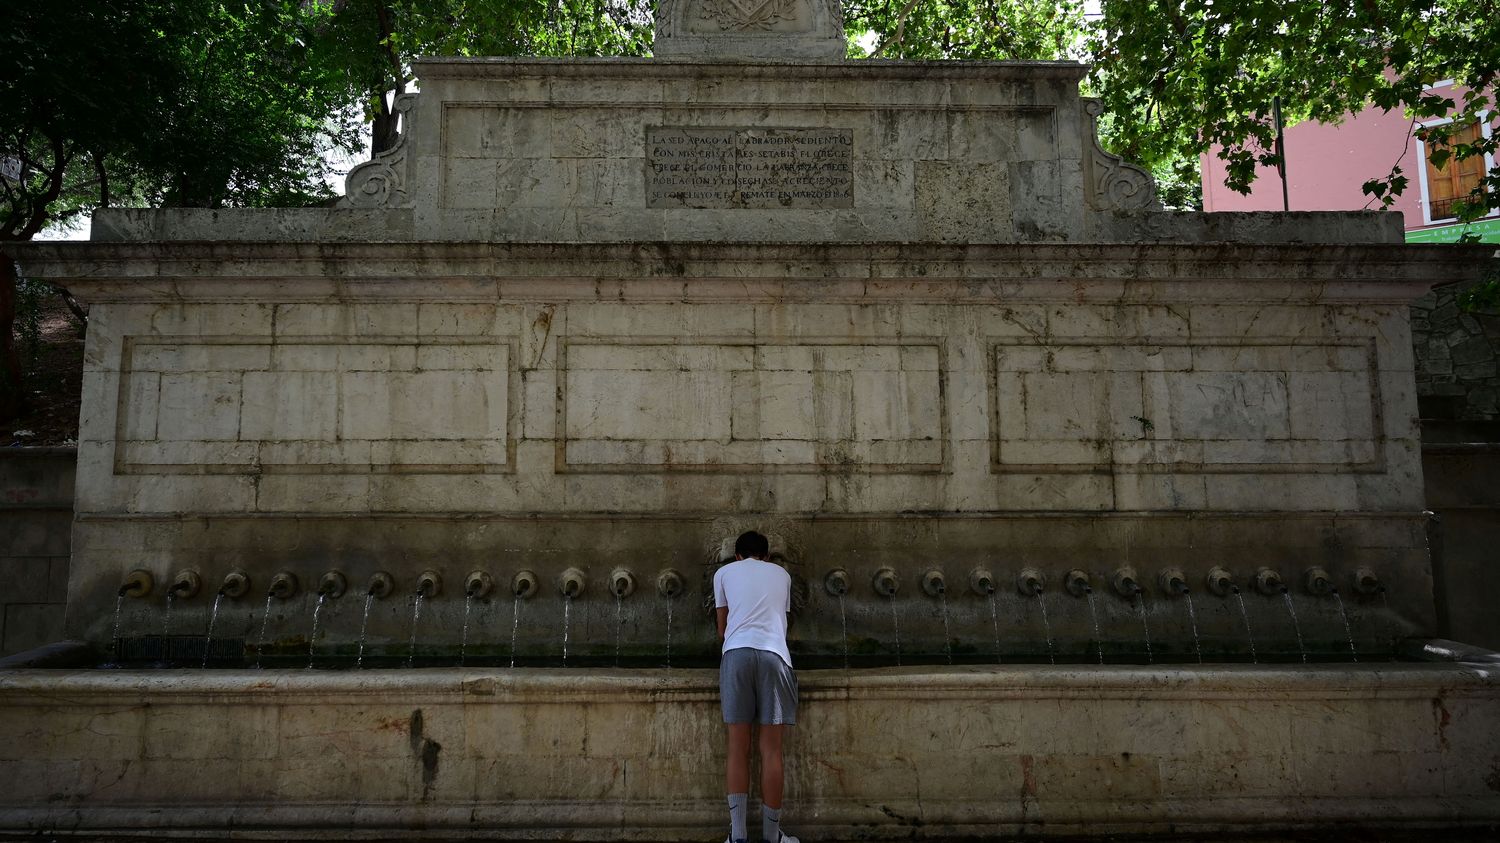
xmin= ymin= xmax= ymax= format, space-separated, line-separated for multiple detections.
xmin=1405 ymin=216 xmax=1500 ymax=243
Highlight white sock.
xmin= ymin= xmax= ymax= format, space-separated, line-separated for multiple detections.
xmin=728 ymin=793 xmax=748 ymax=841
xmin=762 ymin=804 xmax=781 ymax=843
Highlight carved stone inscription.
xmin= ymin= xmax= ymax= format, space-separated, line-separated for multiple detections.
xmin=646 ymin=126 xmax=853 ymax=208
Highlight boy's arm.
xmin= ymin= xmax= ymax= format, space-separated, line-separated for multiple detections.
xmin=716 ymin=606 xmax=729 ymax=641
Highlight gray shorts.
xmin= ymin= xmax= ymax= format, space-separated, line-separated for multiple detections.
xmin=720 ymin=647 xmax=798 ymax=725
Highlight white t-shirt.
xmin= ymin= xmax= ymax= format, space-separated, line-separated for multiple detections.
xmin=713 ymin=557 xmax=793 ymax=668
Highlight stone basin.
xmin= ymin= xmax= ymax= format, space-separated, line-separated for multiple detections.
xmin=2 ymin=661 xmax=1498 ymax=838
xmin=5 ymin=2 xmax=1498 ymax=838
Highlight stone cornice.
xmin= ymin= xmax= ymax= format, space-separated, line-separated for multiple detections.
xmin=9 ymin=241 xmax=1485 ymax=304
xmin=0 ymin=663 xmax=1494 ymax=706
xmin=413 ymin=56 xmax=1090 ymax=83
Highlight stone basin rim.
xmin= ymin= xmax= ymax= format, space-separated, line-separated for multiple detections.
xmin=3 ymin=662 xmax=1496 ymax=705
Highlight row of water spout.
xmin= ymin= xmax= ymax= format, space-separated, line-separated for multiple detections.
xmin=114 ymin=562 xmax=1386 ymax=668
xmin=116 ymin=566 xmax=688 ymax=602
xmin=824 ymin=565 xmax=1386 ymax=599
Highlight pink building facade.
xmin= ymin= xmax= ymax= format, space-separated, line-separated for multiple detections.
xmin=1202 ymin=82 xmax=1499 ymax=243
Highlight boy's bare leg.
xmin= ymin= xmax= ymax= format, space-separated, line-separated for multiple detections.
xmin=758 ymin=724 xmax=785 ymax=809
xmin=726 ymin=723 xmax=753 ymax=794
xmin=725 ymin=723 xmax=753 ymax=841
xmin=758 ymin=724 xmax=787 ymax=843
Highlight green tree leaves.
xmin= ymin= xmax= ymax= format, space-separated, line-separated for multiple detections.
xmin=845 ymin=0 xmax=1084 ymax=61
xmin=1088 ymin=0 xmax=1498 ymax=218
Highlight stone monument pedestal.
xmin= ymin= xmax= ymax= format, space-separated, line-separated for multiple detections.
xmin=4 ymin=2 xmax=1499 ymax=836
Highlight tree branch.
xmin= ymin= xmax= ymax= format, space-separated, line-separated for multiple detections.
xmin=94 ymin=149 xmax=110 ymax=208
xmin=17 ymin=136 xmax=75 ymax=240
xmin=872 ymin=0 xmax=923 ymax=58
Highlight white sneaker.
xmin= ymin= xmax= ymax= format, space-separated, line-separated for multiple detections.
xmin=774 ymin=834 xmax=800 ymax=843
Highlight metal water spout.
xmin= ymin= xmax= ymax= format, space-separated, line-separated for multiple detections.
xmin=559 ymin=567 xmax=587 ymax=599
xmin=609 ymin=568 xmax=637 ymax=599
xmin=1205 ymin=567 xmax=1234 ymax=597
xmin=921 ymin=569 xmax=947 ymax=597
xmin=657 ymin=569 xmax=685 ymax=599
xmin=465 ymin=570 xmax=494 ymax=599
xmin=824 ymin=568 xmax=850 ymax=596
xmin=1304 ymin=566 xmax=1336 ymax=596
xmin=168 ymin=569 xmax=202 ymax=600
xmin=1158 ymin=567 xmax=1190 ymax=597
xmin=872 ymin=567 xmax=899 ymax=598
xmin=1064 ymin=569 xmax=1092 ymax=597
xmin=317 ymin=570 xmax=347 ymax=598
xmin=1352 ymin=567 xmax=1384 ymax=596
xmin=219 ymin=569 xmax=251 ymax=598
xmin=415 ymin=570 xmax=442 ymax=598
xmin=1113 ymin=566 xmax=1143 ymax=598
xmin=1254 ymin=567 xmax=1286 ymax=596
xmin=968 ymin=568 xmax=996 ymax=595
xmin=366 ymin=571 xmax=394 ymax=598
xmin=512 ymin=570 xmax=539 ymax=599
xmin=1016 ymin=567 xmax=1045 ymax=596
xmin=119 ymin=568 xmax=154 ymax=598
xmin=269 ymin=571 xmax=300 ymax=600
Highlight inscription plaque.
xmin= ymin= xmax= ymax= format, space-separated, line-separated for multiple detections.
xmin=646 ymin=126 xmax=853 ymax=208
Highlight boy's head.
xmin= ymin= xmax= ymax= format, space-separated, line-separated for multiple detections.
xmin=734 ymin=530 xmax=769 ymax=561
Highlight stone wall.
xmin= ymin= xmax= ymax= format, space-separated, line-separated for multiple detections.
xmin=10 ymin=52 xmax=1489 ymax=660
xmin=1425 ymin=439 xmax=1500 ymax=650
xmin=1 ymin=665 xmax=1497 ymax=837
xmin=0 ymin=449 xmax=73 ymax=657
xmin=1411 ymin=280 xmax=1500 ymax=421
xmin=14 ymin=242 xmax=1456 ymax=655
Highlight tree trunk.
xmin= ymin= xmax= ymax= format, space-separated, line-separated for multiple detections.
xmin=370 ymin=0 xmax=406 ymax=156
xmin=372 ymin=89 xmax=404 ymax=155
xmin=0 ymin=251 xmax=25 ymax=424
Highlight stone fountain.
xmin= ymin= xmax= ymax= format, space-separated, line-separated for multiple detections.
xmin=4 ymin=0 xmax=1499 ymax=836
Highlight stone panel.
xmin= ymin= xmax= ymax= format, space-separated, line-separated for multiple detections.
xmin=645 ymin=126 xmax=853 ymax=209
xmin=991 ymin=340 xmax=1382 ymax=474
xmin=0 ymin=666 xmax=1496 ymax=835
xmin=115 ymin=338 xmax=515 ymax=475
xmin=558 ymin=340 xmax=944 ymax=473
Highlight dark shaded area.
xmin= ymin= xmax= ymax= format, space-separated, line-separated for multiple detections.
xmin=0 ymin=293 xmax=83 ymax=447
xmin=1413 ymin=280 xmax=1500 ymax=421
xmin=1423 ymin=425 xmax=1500 ymax=651
xmin=97 ymin=635 xmax=1406 ymax=670
xmin=5 ymin=829 xmax=1498 ymax=841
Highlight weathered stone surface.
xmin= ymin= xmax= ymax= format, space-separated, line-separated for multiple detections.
xmin=0 ymin=665 xmax=1496 ymax=836
xmin=653 ymin=0 xmax=845 ymax=60
xmin=645 ymin=126 xmax=854 ymax=209
xmin=2 ymin=20 xmax=1496 ymax=841
xmin=0 ymin=450 xmax=75 ymax=657
xmin=7 ymin=238 xmax=1479 ymax=651
xmin=47 ymin=511 xmax=1437 ymax=659
xmin=1410 ymin=279 xmax=1500 ymax=421
xmin=119 ymin=60 xmax=1162 ymax=244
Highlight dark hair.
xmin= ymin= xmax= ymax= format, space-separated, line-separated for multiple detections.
xmin=734 ymin=530 xmax=769 ymax=560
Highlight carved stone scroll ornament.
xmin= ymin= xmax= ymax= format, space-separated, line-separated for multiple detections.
xmin=1082 ymin=99 xmax=1158 ymax=212
xmin=699 ymin=0 xmax=802 ymax=31
xmin=340 ymin=93 xmax=417 ymax=209
xmin=653 ymin=0 xmax=845 ymax=59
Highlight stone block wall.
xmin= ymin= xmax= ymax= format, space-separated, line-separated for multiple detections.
xmin=0 ymin=448 xmax=74 ymax=656
xmin=2 ymin=665 xmax=1497 ymax=837
xmin=1424 ymin=439 xmax=1500 ymax=650
xmin=1411 ymin=280 xmax=1500 ymax=421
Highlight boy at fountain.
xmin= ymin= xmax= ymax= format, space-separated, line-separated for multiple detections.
xmin=714 ymin=530 xmax=799 ymax=843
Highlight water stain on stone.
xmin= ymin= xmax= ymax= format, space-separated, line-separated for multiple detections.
xmin=409 ymin=708 xmax=443 ymax=800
